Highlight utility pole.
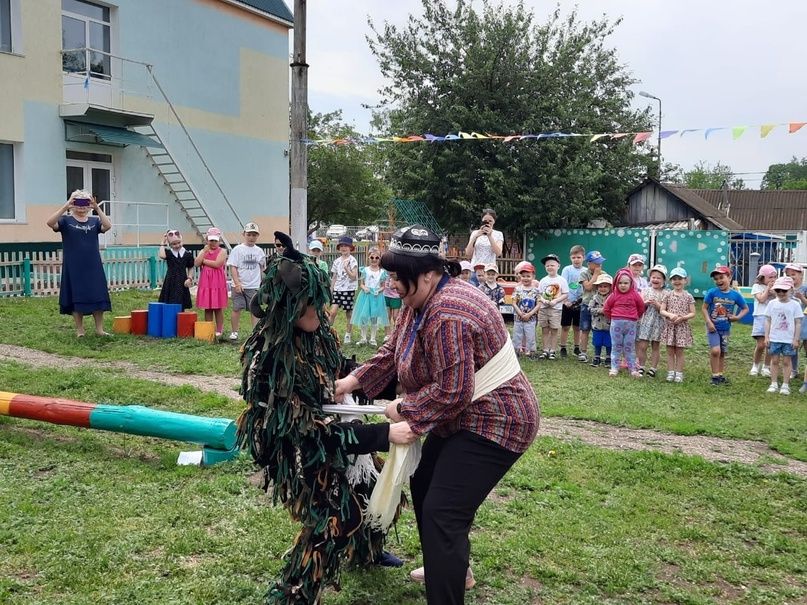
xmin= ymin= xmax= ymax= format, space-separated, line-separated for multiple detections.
xmin=289 ymin=0 xmax=307 ymax=248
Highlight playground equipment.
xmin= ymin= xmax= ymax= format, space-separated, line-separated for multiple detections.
xmin=0 ymin=391 xmax=237 ymax=466
xmin=111 ymin=304 xmax=204 ymax=339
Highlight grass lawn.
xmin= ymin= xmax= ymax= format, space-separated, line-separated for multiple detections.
xmin=0 ymin=291 xmax=805 ymax=603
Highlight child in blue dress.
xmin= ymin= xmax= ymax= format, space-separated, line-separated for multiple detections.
xmin=351 ymin=247 xmax=389 ymax=346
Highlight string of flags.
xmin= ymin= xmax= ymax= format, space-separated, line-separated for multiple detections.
xmin=305 ymin=121 xmax=807 ymax=146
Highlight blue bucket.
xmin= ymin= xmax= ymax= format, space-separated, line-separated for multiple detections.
xmin=161 ymin=304 xmax=182 ymax=338
xmin=147 ymin=302 xmax=164 ymax=337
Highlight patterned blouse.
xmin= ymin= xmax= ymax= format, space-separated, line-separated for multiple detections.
xmin=352 ymin=276 xmax=539 ymax=453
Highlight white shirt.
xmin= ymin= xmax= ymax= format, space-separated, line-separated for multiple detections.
xmin=470 ymin=228 xmax=504 ymax=266
xmin=227 ymin=243 xmax=266 ymax=289
xmin=765 ymin=298 xmax=803 ymax=343
xmin=751 ymin=283 xmax=773 ymax=316
xmin=538 ymin=275 xmax=569 ymax=310
xmin=332 ymin=255 xmax=358 ymax=291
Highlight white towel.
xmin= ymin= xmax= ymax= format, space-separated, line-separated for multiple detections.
xmin=366 ymin=337 xmax=521 ymax=531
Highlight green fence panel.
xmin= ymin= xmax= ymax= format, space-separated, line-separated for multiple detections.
xmin=654 ymin=230 xmax=729 ymax=297
xmin=526 ymin=228 xmax=651 ymax=277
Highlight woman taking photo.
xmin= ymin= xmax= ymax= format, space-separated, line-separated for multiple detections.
xmin=335 ymin=225 xmax=539 ymax=604
xmin=46 ymin=190 xmax=112 ymax=337
xmin=464 ymin=208 xmax=504 ymax=266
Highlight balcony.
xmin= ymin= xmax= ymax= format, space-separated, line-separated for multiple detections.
xmin=60 ymin=47 xmax=154 ymax=128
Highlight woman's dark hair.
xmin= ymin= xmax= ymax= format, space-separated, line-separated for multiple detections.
xmin=380 ymin=252 xmax=457 ymax=296
xmin=481 ymin=208 xmax=497 ymax=220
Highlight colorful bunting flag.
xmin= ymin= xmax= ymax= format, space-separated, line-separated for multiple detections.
xmin=731 ymin=126 xmax=748 ymax=140
xmin=659 ymin=130 xmax=678 ymax=139
xmin=633 ymin=132 xmax=652 ymax=144
xmin=760 ymin=124 xmax=776 ymax=138
xmin=789 ymin=122 xmax=806 ymax=134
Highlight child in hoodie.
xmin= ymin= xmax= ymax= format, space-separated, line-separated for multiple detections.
xmin=604 ymin=268 xmax=645 ymax=377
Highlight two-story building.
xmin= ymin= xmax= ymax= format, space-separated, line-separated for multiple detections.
xmin=0 ymin=0 xmax=292 ymax=249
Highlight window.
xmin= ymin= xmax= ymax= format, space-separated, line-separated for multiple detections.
xmin=61 ymin=0 xmax=111 ymax=79
xmin=1 ymin=0 xmax=12 ymax=52
xmin=0 ymin=143 xmax=15 ymax=220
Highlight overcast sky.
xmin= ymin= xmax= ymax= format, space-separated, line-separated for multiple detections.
xmin=300 ymin=1 xmax=807 ymax=188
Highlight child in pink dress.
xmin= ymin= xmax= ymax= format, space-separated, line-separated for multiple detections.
xmin=195 ymin=227 xmax=229 ymax=337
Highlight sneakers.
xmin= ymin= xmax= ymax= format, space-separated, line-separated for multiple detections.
xmin=228 ymin=331 xmax=239 ymax=341
xmin=559 ymin=347 xmax=568 ymax=358
xmin=578 ymin=352 xmax=588 ymax=362
xmin=355 ymin=339 xmax=368 ymax=345
xmin=343 ymin=333 xmax=352 ymax=344
xmin=800 ymin=382 xmax=807 ymax=394
xmin=574 ymin=345 xmax=581 ymax=356
xmin=780 ymin=383 xmax=791 ymax=396
xmin=666 ymin=370 xmax=675 ymax=382
xmin=369 ymin=339 xmax=378 ymax=346
xmin=646 ymin=368 xmax=657 ymax=378
xmin=604 ymin=357 xmax=612 ymax=366
xmin=637 ymin=366 xmax=645 ymax=377
xmin=608 ymin=368 xmax=618 ymax=377
xmin=538 ymin=351 xmax=549 ymax=360
xmin=215 ymin=331 xmax=223 ymax=339
xmin=376 ymin=551 xmax=403 ymax=568
xmin=630 ymin=370 xmax=642 ymax=379
xmin=590 ymin=356 xmax=601 ymax=367
xmin=410 ymin=566 xmax=475 ymax=590
xmin=674 ymin=372 xmax=684 ymax=383
xmin=760 ymin=366 xmax=771 ymax=378
xmin=548 ymin=350 xmax=557 ymax=360
xmin=710 ymin=376 xmax=722 ymax=386
xmin=767 ymin=382 xmax=779 ymax=393
xmin=749 ymin=364 xmax=760 ymax=376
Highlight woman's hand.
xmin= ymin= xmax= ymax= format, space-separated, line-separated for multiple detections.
xmin=388 ymin=421 xmax=418 ymax=445
xmin=384 ymin=398 xmax=403 ymax=422
xmin=334 ymin=375 xmax=359 ymax=402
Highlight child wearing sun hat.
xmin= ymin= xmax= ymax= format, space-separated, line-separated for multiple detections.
xmin=195 ymin=227 xmax=229 ymax=337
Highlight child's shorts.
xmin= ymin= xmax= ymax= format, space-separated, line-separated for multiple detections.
xmin=579 ymin=304 xmax=592 ymax=332
xmin=769 ymin=342 xmax=797 ymax=356
xmin=751 ymin=315 xmax=767 ymax=337
xmin=537 ymin=307 xmax=562 ymax=329
xmin=561 ymin=303 xmax=581 ymax=327
xmin=385 ymin=296 xmax=402 ymax=310
xmin=231 ymin=288 xmax=258 ymax=312
xmin=706 ymin=329 xmax=730 ymax=354
xmin=592 ymin=328 xmax=611 ymax=349
xmin=333 ymin=290 xmax=356 ymax=312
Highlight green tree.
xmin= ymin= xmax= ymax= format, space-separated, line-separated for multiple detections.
xmin=681 ymin=161 xmax=745 ymax=190
xmin=762 ymin=157 xmax=807 ymax=189
xmin=367 ymin=0 xmax=654 ymax=235
xmin=307 ymin=111 xmax=391 ymax=229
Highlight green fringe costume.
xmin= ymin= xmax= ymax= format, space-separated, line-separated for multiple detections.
xmin=237 ymin=233 xmax=389 ymax=604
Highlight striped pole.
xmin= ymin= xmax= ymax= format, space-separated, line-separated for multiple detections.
xmin=0 ymin=391 xmax=236 ymax=455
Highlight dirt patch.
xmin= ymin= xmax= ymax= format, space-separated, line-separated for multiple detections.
xmin=2 ymin=343 xmax=806 ymax=478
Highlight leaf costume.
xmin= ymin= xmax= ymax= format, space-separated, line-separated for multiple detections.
xmin=237 ymin=232 xmax=395 ymax=604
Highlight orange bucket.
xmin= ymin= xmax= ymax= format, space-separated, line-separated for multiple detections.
xmin=112 ymin=316 xmax=132 ymax=334
xmin=194 ymin=321 xmax=216 ymax=343
xmin=177 ymin=311 xmax=198 ymax=338
xmin=131 ymin=310 xmax=148 ymax=335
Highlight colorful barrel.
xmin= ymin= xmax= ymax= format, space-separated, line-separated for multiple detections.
xmin=147 ymin=302 xmax=164 ymax=337
xmin=177 ymin=311 xmax=197 ymax=338
xmin=131 ymin=310 xmax=148 ymax=335
xmin=112 ymin=316 xmax=132 ymax=334
xmin=194 ymin=321 xmax=215 ymax=343
xmin=161 ymin=304 xmax=182 ymax=338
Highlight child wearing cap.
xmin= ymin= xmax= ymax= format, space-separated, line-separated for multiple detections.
xmin=459 ymin=260 xmax=473 ymax=282
xmin=749 ymin=265 xmax=777 ymax=377
xmin=537 ymin=254 xmax=569 ymax=360
xmin=660 ymin=268 xmax=695 ymax=382
xmin=512 ymin=261 xmax=539 ymax=357
xmin=627 ymin=254 xmax=648 ymax=292
xmin=195 ymin=226 xmax=229 ymax=337
xmin=702 ymin=266 xmax=749 ymax=386
xmin=470 ymin=262 xmax=486 ymax=287
xmin=308 ymin=239 xmax=329 ymax=274
xmin=559 ymin=245 xmax=586 ymax=358
xmin=478 ymin=264 xmax=505 ymax=308
xmin=784 ymin=263 xmax=807 ymax=390
xmin=635 ymin=264 xmax=668 ymax=378
xmin=588 ymin=273 xmax=613 ymax=367
xmin=764 ymin=276 xmax=802 ymax=395
xmin=577 ymin=250 xmax=607 ymax=362
xmin=226 ymin=223 xmax=266 ymax=341
xmin=329 ymin=236 xmax=359 ymax=344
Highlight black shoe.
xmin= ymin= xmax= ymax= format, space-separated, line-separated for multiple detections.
xmin=646 ymin=368 xmax=656 ymax=378
xmin=718 ymin=375 xmax=729 ymax=385
xmin=375 ymin=551 xmax=404 ymax=567
xmin=548 ymin=350 xmax=557 ymax=360
xmin=560 ymin=347 xmax=568 ymax=358
xmin=590 ymin=356 xmax=601 ymax=367
xmin=574 ymin=346 xmax=581 ymax=356
xmin=604 ymin=357 xmax=612 ymax=366
xmin=538 ymin=350 xmax=549 ymax=360
xmin=637 ymin=366 xmax=645 ymax=376
xmin=710 ymin=376 xmax=721 ymax=386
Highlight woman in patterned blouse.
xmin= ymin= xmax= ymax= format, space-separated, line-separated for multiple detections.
xmin=336 ymin=225 xmax=539 ymax=604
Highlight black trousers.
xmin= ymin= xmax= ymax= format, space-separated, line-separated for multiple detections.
xmin=411 ymin=430 xmax=522 ymax=605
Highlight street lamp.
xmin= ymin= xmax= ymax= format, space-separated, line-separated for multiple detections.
xmin=639 ymin=90 xmax=662 ymax=178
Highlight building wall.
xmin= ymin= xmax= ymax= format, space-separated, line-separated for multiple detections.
xmin=626 ymin=183 xmax=698 ymax=225
xmin=0 ymin=0 xmax=290 ymax=246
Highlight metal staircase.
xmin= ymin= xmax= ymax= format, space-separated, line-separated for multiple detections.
xmin=138 ymin=124 xmax=232 ymax=249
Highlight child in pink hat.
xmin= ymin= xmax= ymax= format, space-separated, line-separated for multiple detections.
xmin=195 ymin=227 xmax=229 ymax=337
xmin=750 ymin=264 xmax=778 ymax=377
